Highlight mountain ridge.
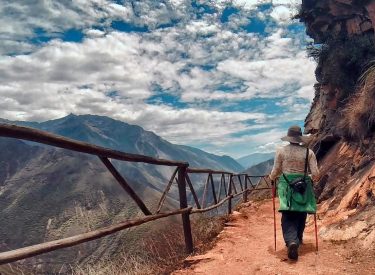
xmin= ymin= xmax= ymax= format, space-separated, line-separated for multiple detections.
xmin=1 ymin=114 xmax=244 ymax=172
xmin=236 ymin=152 xmax=274 ymax=169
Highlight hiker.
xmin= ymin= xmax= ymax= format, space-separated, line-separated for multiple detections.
xmin=269 ymin=125 xmax=319 ymax=260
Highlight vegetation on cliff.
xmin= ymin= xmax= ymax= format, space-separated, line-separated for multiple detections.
xmin=298 ymin=0 xmax=375 ymax=141
xmin=339 ymin=64 xmax=375 ymax=140
xmin=307 ymin=35 xmax=375 ymax=101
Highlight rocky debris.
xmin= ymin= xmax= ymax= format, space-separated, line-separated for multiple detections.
xmin=320 ymin=220 xmax=368 ymax=241
xmin=362 ymin=229 xmax=375 ymax=249
xmin=183 ymin=252 xmax=222 ymax=265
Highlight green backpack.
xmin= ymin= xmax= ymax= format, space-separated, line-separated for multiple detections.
xmin=277 ymin=149 xmax=317 ymax=213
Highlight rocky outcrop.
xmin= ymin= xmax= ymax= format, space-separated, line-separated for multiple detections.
xmin=297 ymin=0 xmax=375 ymax=43
xmin=302 ymin=0 xmax=375 ymax=141
xmin=315 ymin=140 xmax=375 ymax=250
xmin=300 ymin=0 xmax=375 ymax=251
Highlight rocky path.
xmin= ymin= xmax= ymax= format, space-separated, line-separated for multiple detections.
xmin=173 ymin=199 xmax=374 ymax=275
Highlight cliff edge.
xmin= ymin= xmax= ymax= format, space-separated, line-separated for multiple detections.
xmin=298 ymin=0 xmax=375 ymax=252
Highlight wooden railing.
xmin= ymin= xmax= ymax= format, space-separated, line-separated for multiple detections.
xmin=0 ymin=124 xmax=271 ymax=264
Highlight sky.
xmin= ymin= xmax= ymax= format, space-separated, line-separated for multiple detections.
xmin=0 ymin=0 xmax=317 ymax=159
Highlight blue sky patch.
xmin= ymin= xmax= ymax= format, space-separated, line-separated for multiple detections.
xmin=147 ymin=84 xmax=187 ymax=108
xmin=105 ymin=91 xmax=119 ymax=98
xmin=111 ymin=20 xmax=149 ymax=32
xmin=243 ymin=18 xmax=267 ymax=34
xmin=200 ymin=64 xmax=216 ymax=71
xmin=147 ymin=93 xmax=187 ymax=108
xmin=221 ymin=6 xmax=240 ymax=23
xmin=221 ymin=98 xmax=285 ymax=114
xmin=30 ymin=28 xmax=84 ymax=44
xmin=61 ymin=29 xmax=84 ymax=42
xmin=287 ymin=23 xmax=305 ymax=33
xmin=230 ymin=127 xmax=273 ymax=138
xmin=31 ymin=28 xmax=54 ymax=44
xmin=258 ymin=3 xmax=273 ymax=12
xmin=192 ymin=1 xmax=216 ymax=19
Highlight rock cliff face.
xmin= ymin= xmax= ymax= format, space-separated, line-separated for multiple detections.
xmin=297 ymin=0 xmax=375 ymax=43
xmin=299 ymin=0 xmax=375 ymax=252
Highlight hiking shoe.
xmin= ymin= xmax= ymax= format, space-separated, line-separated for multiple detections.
xmin=287 ymin=242 xmax=298 ymax=260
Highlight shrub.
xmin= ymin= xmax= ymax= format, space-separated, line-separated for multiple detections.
xmin=308 ymin=34 xmax=375 ymax=103
xmin=338 ymin=63 xmax=375 ymax=139
xmin=71 ymin=214 xmax=227 ymax=275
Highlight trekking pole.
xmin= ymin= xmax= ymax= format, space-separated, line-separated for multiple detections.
xmin=271 ymin=180 xmax=276 ymax=251
xmin=314 ymin=213 xmax=318 ymax=251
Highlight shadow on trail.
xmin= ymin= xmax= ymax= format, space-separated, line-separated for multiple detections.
xmin=268 ymin=243 xmax=317 ymax=264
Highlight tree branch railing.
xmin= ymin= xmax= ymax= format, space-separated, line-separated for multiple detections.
xmin=0 ymin=124 xmax=272 ymax=265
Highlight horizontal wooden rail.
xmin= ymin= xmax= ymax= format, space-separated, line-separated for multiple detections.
xmin=0 ymin=207 xmax=192 ymax=265
xmin=0 ymin=124 xmax=188 ymax=167
xmin=187 ymin=168 xmax=233 ymax=174
xmin=191 ymin=186 xmax=271 ymax=214
xmin=191 ymin=195 xmax=232 ymax=214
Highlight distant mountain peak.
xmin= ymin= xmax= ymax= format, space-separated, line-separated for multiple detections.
xmin=236 ymin=152 xmax=274 ymax=169
xmin=2 ymin=114 xmax=243 ymax=172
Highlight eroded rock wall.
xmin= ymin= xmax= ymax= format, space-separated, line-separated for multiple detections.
xmin=298 ymin=0 xmax=375 ymax=43
xmin=299 ymin=0 xmax=375 ymax=250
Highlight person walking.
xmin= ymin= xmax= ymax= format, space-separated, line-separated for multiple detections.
xmin=269 ymin=125 xmax=319 ymax=260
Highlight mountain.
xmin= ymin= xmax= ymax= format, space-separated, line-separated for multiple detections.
xmin=244 ymin=159 xmax=274 ymax=176
xmin=236 ymin=152 xmax=274 ymax=169
xmin=2 ymin=114 xmax=243 ymax=201
xmin=0 ymin=114 xmax=243 ymax=272
xmin=9 ymin=114 xmax=244 ymax=173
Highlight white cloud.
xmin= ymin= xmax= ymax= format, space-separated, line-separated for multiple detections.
xmin=296 ymin=85 xmax=315 ymax=101
xmin=0 ymin=0 xmax=316 ymax=158
xmin=270 ymin=5 xmax=293 ymax=24
xmin=233 ymin=0 xmax=264 ymax=9
xmin=85 ymin=29 xmax=106 ymax=38
xmin=256 ymin=141 xmax=283 ymax=153
xmin=272 ymin=0 xmax=301 ymax=6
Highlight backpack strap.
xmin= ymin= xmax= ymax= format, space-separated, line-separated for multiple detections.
xmin=303 ymin=148 xmax=309 ymax=179
xmin=282 ymin=173 xmax=289 ymax=183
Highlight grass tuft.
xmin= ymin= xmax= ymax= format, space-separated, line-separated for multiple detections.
xmin=71 ymin=214 xmax=227 ymax=275
xmin=339 ymin=63 xmax=375 ymax=139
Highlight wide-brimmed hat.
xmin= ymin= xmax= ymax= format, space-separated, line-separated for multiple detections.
xmin=281 ymin=125 xmax=310 ymax=144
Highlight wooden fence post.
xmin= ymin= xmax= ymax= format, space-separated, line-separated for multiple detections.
xmin=228 ymin=174 xmax=233 ymax=215
xmin=177 ymin=165 xmax=194 ymax=254
xmin=243 ymin=176 xmax=248 ymax=202
xmin=209 ymin=173 xmax=218 ymax=204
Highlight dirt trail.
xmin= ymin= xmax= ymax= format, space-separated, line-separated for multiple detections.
xmin=173 ymin=199 xmax=375 ymax=275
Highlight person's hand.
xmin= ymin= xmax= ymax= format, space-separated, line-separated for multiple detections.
xmin=266 ymin=175 xmax=274 ymax=185
xmin=312 ymin=175 xmax=320 ymax=183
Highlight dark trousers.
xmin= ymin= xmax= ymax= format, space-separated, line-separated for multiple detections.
xmin=281 ymin=211 xmax=307 ymax=247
